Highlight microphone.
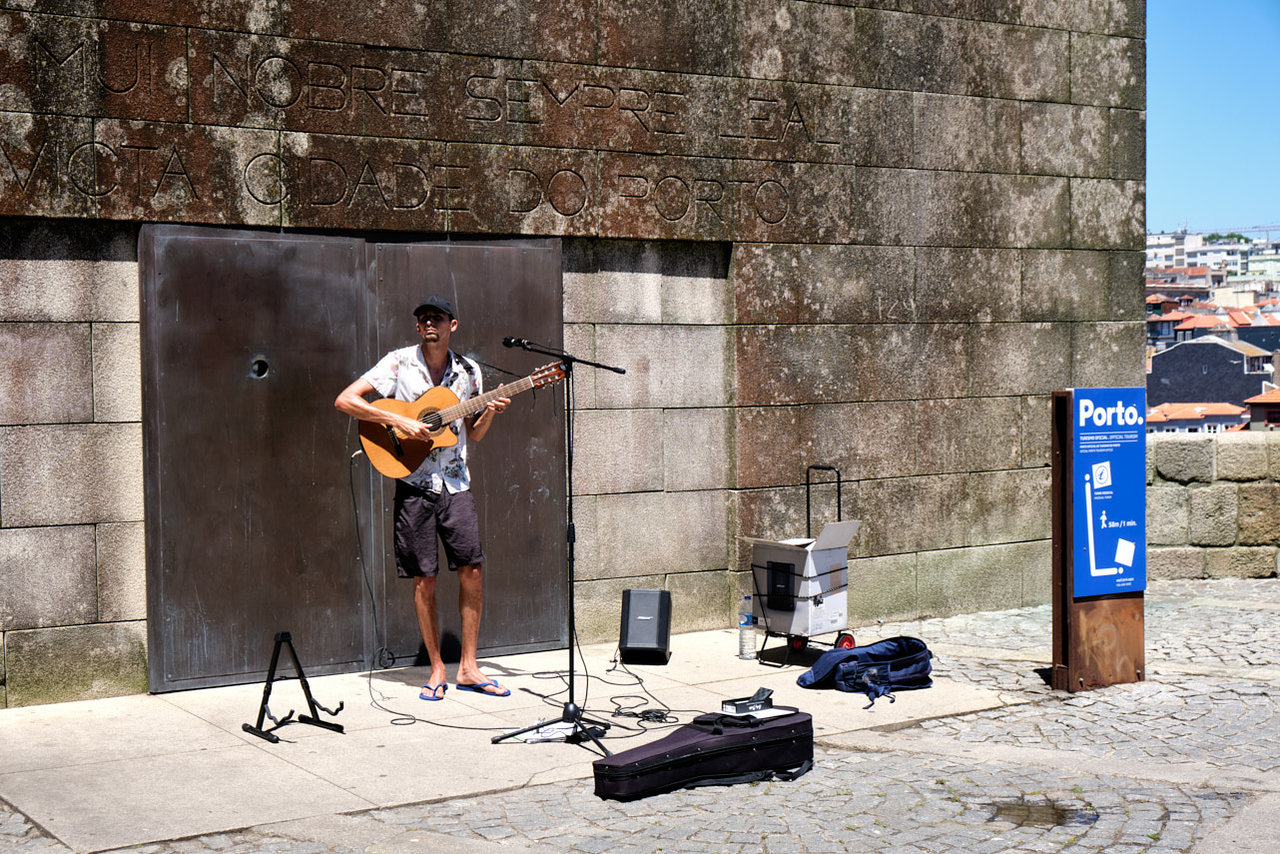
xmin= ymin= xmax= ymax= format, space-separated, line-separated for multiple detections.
xmin=503 ymin=336 xmax=531 ymax=348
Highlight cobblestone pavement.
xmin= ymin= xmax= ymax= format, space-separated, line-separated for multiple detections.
xmin=3 ymin=578 xmax=1277 ymax=853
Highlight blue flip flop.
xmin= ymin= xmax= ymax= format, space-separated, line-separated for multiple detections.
xmin=455 ymin=679 xmax=510 ymax=697
xmin=419 ymin=682 xmax=447 ymax=701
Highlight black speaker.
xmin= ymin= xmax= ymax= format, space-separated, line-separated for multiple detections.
xmin=619 ymin=589 xmax=672 ymax=664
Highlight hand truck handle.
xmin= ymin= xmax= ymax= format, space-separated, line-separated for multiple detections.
xmin=805 ymin=464 xmax=841 ymax=539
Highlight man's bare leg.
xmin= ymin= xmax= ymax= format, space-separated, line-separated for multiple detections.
xmin=413 ymin=576 xmax=448 ymax=695
xmin=454 ymin=563 xmax=506 ymax=694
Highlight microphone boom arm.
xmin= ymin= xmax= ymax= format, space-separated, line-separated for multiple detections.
xmin=502 ymin=336 xmax=625 ymax=375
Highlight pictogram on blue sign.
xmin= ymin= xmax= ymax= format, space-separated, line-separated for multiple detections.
xmin=1071 ymin=387 xmax=1147 ymax=597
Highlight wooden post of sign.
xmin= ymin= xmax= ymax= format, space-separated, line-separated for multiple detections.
xmin=1050 ymin=391 xmax=1145 ymax=692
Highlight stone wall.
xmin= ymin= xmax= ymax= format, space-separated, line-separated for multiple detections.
xmin=0 ymin=222 xmax=148 ymax=707
xmin=1147 ymin=432 xmax=1280 ymax=580
xmin=562 ymin=239 xmax=738 ymax=640
xmin=1 ymin=0 xmax=1146 ymax=705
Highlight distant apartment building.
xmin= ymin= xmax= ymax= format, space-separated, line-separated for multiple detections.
xmin=1147 ymin=230 xmax=1280 ymax=279
xmin=1188 ymin=241 xmax=1248 ymax=274
xmin=1235 ymin=240 xmax=1280 ymax=282
xmin=1145 ymin=308 xmax=1194 ymax=350
xmin=1146 ymin=231 xmax=1246 ymax=272
xmin=1151 ymin=300 xmax=1280 ymax=353
xmin=1146 ymin=231 xmax=1189 ymax=268
xmin=1145 ymin=265 xmax=1224 ymax=300
xmin=1147 ymin=335 xmax=1274 ymax=408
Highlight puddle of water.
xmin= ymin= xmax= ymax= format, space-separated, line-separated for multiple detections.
xmin=990 ymin=801 xmax=1099 ymax=828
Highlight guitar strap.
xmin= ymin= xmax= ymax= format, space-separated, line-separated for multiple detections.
xmin=450 ymin=350 xmax=479 ymax=386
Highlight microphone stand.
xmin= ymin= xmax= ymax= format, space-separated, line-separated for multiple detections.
xmin=492 ymin=338 xmax=625 ymax=755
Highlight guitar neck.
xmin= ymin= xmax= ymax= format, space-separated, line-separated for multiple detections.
xmin=434 ymin=372 xmax=541 ymax=424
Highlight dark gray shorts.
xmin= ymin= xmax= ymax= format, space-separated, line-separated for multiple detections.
xmin=392 ymin=482 xmax=484 ymax=578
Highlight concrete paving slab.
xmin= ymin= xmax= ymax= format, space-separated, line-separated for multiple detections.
xmin=928 ymin=641 xmax=1052 ymax=662
xmin=577 ymin=680 xmax=730 ymax=723
xmin=0 ymin=744 xmax=371 ymax=852
xmin=251 ymin=717 xmax=587 ymax=805
xmin=0 ymin=625 xmax=1013 ymax=854
xmin=0 ymin=692 xmax=242 ymax=773
xmin=159 ymin=672 xmax=396 ymax=740
xmin=160 ymin=666 xmax=584 ymax=744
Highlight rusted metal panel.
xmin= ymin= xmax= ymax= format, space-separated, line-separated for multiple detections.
xmin=369 ymin=239 xmax=568 ymax=663
xmin=142 ymin=226 xmax=566 ymax=691
xmin=142 ymin=225 xmax=369 ymax=691
xmin=1067 ymin=594 xmax=1145 ymax=690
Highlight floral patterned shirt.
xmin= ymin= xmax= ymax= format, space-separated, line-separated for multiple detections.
xmin=362 ymin=345 xmax=483 ymax=493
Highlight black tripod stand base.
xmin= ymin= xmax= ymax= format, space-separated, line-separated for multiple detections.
xmin=492 ymin=703 xmax=612 ymax=755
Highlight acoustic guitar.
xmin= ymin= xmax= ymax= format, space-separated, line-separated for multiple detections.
xmin=358 ymin=361 xmax=565 ymax=479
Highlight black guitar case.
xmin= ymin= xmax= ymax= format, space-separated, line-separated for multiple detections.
xmin=592 ymin=706 xmax=813 ymax=801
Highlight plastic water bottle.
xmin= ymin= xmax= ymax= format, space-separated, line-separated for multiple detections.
xmin=738 ymin=596 xmax=756 ymax=660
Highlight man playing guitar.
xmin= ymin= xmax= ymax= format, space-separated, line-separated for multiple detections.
xmin=335 ymin=295 xmax=512 ymax=700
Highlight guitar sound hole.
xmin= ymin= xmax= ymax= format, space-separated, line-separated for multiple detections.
xmin=423 ymin=413 xmax=443 ymax=430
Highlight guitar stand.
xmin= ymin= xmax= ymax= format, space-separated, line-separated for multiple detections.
xmin=242 ymin=631 xmax=345 ymax=743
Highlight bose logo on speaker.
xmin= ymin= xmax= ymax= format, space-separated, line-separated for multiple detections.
xmin=637 ymin=615 xmax=653 ymax=620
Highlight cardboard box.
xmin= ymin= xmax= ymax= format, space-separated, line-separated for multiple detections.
xmin=740 ymin=520 xmax=859 ymax=638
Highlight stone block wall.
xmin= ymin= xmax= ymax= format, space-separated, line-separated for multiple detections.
xmin=0 ymin=223 xmax=148 ymax=707
xmin=1147 ymin=432 xmax=1280 ymax=580
xmin=564 ymin=239 xmax=738 ymax=640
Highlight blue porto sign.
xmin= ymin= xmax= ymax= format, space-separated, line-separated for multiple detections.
xmin=1071 ymin=387 xmax=1147 ymax=597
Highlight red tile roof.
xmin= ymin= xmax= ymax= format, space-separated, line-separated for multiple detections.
xmin=1174 ymin=315 xmax=1229 ymax=330
xmin=1244 ymin=388 xmax=1280 ymax=404
xmin=1147 ymin=402 xmax=1247 ymax=422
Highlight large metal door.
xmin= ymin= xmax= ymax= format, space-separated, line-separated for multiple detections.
xmin=366 ymin=241 xmax=567 ymax=666
xmin=142 ymin=226 xmax=566 ymax=692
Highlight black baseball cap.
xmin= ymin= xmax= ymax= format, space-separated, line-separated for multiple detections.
xmin=413 ymin=296 xmax=455 ymax=320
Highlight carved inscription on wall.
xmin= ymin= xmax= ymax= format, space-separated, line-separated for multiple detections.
xmin=0 ymin=9 xmax=881 ymax=237
xmin=0 ymin=13 xmax=188 ymax=120
xmin=1 ymin=114 xmax=864 ymax=240
xmin=185 ymin=29 xmax=862 ymax=164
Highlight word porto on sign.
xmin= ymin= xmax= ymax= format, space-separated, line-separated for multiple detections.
xmin=1078 ymin=397 xmax=1144 ymax=428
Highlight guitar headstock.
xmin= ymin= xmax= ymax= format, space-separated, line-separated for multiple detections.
xmin=531 ymin=362 xmax=567 ymax=387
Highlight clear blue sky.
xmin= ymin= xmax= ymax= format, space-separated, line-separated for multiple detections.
xmin=1146 ymin=1 xmax=1280 ymax=235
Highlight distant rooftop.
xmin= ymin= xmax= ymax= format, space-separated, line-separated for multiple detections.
xmin=1146 ymin=402 xmax=1247 ymax=423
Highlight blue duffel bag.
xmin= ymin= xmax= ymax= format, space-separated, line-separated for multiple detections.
xmin=796 ymin=636 xmax=933 ymax=708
